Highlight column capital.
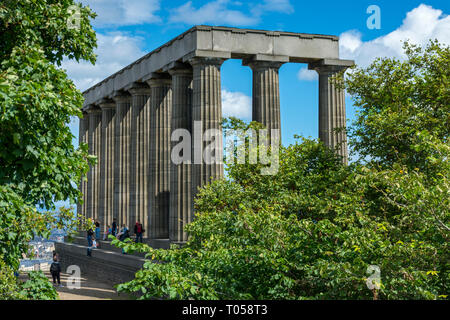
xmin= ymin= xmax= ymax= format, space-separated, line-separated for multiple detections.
xmin=98 ymin=98 xmax=116 ymax=109
xmin=145 ymin=73 xmax=172 ymax=88
xmin=243 ymin=59 xmax=285 ymax=71
xmin=188 ymin=57 xmax=226 ymax=68
xmin=86 ymin=105 xmax=102 ymax=114
xmin=125 ymin=82 xmax=151 ymax=96
xmin=112 ymin=90 xmax=131 ymax=103
xmin=166 ymin=62 xmax=193 ymax=76
xmin=309 ymin=59 xmax=354 ymax=74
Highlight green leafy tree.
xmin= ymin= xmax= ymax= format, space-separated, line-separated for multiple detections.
xmin=114 ymin=41 xmax=448 ymax=300
xmin=0 ymin=0 xmax=97 ymax=299
xmin=344 ymin=40 xmax=449 ymax=176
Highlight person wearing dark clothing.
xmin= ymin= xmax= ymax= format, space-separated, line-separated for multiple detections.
xmin=87 ymin=228 xmax=94 ymax=256
xmin=50 ymin=256 xmax=62 ymax=287
xmin=134 ymin=221 xmax=144 ymax=243
xmin=87 ymin=229 xmax=94 ymax=246
xmin=112 ymin=219 xmax=117 ymax=237
xmin=118 ymin=225 xmax=129 ymax=241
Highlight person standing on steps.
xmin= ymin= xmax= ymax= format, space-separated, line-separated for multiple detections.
xmin=95 ymin=220 xmax=101 ymax=240
xmin=134 ymin=221 xmax=144 ymax=243
xmin=87 ymin=227 xmax=94 ymax=256
xmin=50 ymin=255 xmax=62 ymax=287
xmin=112 ymin=219 xmax=117 ymax=237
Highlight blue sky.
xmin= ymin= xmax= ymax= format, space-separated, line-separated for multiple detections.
xmin=66 ymin=0 xmax=449 ymax=149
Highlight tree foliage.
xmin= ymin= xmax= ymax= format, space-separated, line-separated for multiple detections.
xmin=0 ymin=0 xmax=97 ymax=299
xmin=114 ymin=41 xmax=449 ymax=300
xmin=345 ymin=40 xmax=449 ymax=175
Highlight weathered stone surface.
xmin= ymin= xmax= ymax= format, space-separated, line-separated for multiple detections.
xmin=55 ymin=242 xmax=145 ymax=285
xmin=168 ymin=64 xmax=193 ymax=243
xmin=309 ymin=61 xmax=352 ymax=164
xmin=78 ymin=113 xmax=89 ymax=226
xmin=147 ymin=75 xmax=172 ymax=239
xmin=190 ymin=57 xmax=225 ymax=210
xmin=99 ymin=100 xmax=116 ymax=233
xmin=128 ymin=83 xmax=151 ymax=237
xmin=113 ymin=92 xmax=132 ymax=229
xmin=244 ymin=60 xmax=284 ymax=143
xmin=82 ymin=26 xmax=345 ymax=107
xmin=87 ymin=107 xmax=102 ymax=221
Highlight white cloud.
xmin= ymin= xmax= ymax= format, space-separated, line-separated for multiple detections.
xmin=63 ymin=32 xmax=146 ymax=92
xmin=252 ymin=0 xmax=294 ymax=16
xmin=80 ymin=0 xmax=161 ymax=27
xmin=340 ymin=4 xmax=450 ymax=67
xmin=297 ymin=67 xmax=318 ymax=81
xmin=169 ymin=0 xmax=293 ymax=26
xmin=169 ymin=0 xmax=257 ymax=26
xmin=222 ymin=90 xmax=252 ymax=119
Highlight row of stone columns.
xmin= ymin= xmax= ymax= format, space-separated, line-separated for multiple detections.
xmin=79 ymin=57 xmax=349 ymax=243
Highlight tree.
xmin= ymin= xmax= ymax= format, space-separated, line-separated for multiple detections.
xmin=114 ymin=41 xmax=449 ymax=300
xmin=0 ymin=0 xmax=97 ymax=299
xmin=344 ymin=40 xmax=449 ymax=176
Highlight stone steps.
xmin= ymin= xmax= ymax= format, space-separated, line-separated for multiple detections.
xmin=67 ymin=235 xmax=171 ymax=256
xmin=67 ymin=236 xmax=144 ymax=257
xmin=55 ymin=241 xmax=146 ymax=285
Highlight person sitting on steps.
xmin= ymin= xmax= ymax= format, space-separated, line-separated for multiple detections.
xmin=117 ymin=224 xmax=130 ymax=254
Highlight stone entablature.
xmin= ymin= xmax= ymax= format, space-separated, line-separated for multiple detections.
xmin=83 ymin=25 xmax=350 ymax=108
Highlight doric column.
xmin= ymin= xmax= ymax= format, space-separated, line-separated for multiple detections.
xmin=98 ymin=99 xmax=116 ymax=235
xmin=128 ymin=83 xmax=152 ymax=238
xmin=113 ymin=91 xmax=132 ymax=230
xmin=146 ymin=74 xmax=172 ymax=239
xmin=168 ymin=63 xmax=193 ymax=243
xmin=189 ymin=57 xmax=226 ymax=210
xmin=87 ymin=106 xmax=102 ymax=222
xmin=78 ymin=112 xmax=89 ymax=221
xmin=310 ymin=63 xmax=349 ymax=164
xmin=244 ymin=60 xmax=284 ymax=142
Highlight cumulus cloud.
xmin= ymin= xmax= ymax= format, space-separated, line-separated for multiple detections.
xmin=169 ymin=0 xmax=293 ymax=26
xmin=297 ymin=67 xmax=318 ymax=81
xmin=63 ymin=32 xmax=146 ymax=91
xmin=251 ymin=0 xmax=294 ymax=16
xmin=339 ymin=4 xmax=450 ymax=67
xmin=80 ymin=0 xmax=161 ymax=27
xmin=222 ymin=90 xmax=252 ymax=119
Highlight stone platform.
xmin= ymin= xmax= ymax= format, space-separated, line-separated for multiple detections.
xmin=55 ymin=235 xmax=170 ymax=286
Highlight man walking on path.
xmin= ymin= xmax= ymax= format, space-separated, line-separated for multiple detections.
xmin=134 ymin=221 xmax=144 ymax=243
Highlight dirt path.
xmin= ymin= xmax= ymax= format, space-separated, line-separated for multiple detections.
xmin=45 ymin=272 xmax=130 ymax=300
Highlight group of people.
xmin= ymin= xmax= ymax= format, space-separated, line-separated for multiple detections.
xmin=86 ymin=219 xmax=145 ymax=256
